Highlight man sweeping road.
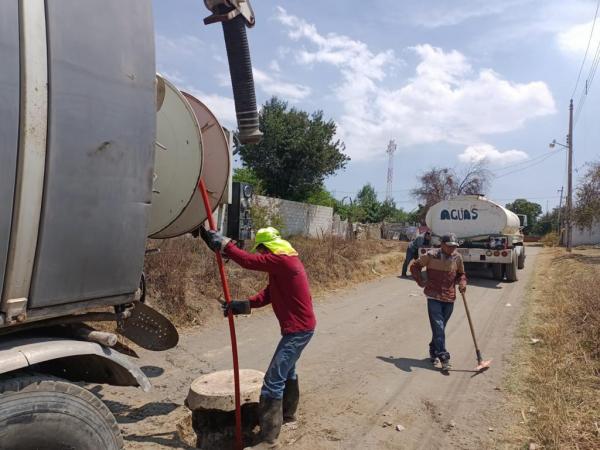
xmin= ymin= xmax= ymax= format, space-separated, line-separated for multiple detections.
xmin=410 ymin=233 xmax=467 ymax=372
xmin=200 ymin=227 xmax=316 ymax=449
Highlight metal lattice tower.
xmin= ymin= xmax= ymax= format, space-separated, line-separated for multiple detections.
xmin=385 ymin=139 xmax=397 ymax=202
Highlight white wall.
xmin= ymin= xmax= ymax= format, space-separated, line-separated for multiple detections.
xmin=572 ymin=222 xmax=600 ymax=246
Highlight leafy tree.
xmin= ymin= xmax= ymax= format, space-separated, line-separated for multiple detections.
xmin=530 ymin=207 xmax=562 ymax=236
xmin=505 ymin=198 xmax=542 ymax=233
xmin=574 ymin=161 xmax=600 ymax=228
xmin=238 ymin=97 xmax=349 ymax=202
xmin=411 ymin=163 xmax=490 ymax=219
xmin=232 ymin=167 xmax=264 ymax=194
xmin=356 ymin=184 xmax=381 ymax=223
xmin=305 ymin=186 xmax=337 ymax=208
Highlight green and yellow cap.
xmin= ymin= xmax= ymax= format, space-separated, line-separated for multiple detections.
xmin=251 ymin=227 xmax=298 ymax=256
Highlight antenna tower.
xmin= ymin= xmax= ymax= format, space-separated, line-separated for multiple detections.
xmin=386 ymin=139 xmax=397 ymax=202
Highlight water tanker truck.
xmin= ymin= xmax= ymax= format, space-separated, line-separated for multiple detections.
xmin=0 ymin=1 xmax=259 ymax=448
xmin=423 ymin=195 xmax=527 ymax=282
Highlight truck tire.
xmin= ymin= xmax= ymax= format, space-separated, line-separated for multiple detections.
xmin=517 ymin=246 xmax=525 ymax=270
xmin=505 ymin=252 xmax=519 ymax=282
xmin=0 ymin=375 xmax=123 ymax=450
xmin=491 ymin=263 xmax=503 ymax=281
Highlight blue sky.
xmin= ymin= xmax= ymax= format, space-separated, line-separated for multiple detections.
xmin=153 ymin=0 xmax=600 ymax=213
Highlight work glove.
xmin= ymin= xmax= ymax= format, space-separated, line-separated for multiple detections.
xmin=220 ymin=300 xmax=251 ymax=317
xmin=199 ymin=227 xmax=231 ymax=252
xmin=458 ymin=284 xmax=467 ymax=294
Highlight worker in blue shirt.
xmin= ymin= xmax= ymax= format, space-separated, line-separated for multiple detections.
xmin=401 ymin=230 xmax=431 ymax=277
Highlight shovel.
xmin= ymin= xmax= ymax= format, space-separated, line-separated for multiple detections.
xmin=460 ymin=291 xmax=492 ymax=372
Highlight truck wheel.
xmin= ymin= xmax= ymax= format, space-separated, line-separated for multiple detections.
xmin=0 ymin=375 xmax=123 ymax=450
xmin=517 ymin=247 xmax=525 ymax=270
xmin=491 ymin=263 xmax=503 ymax=280
xmin=505 ymin=252 xmax=519 ymax=282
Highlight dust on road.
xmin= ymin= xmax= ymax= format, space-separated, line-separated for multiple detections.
xmin=98 ymin=247 xmax=541 ymax=449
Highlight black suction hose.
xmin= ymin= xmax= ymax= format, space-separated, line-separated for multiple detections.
xmin=221 ymin=14 xmax=262 ymax=145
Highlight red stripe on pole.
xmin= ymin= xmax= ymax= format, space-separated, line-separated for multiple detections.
xmin=198 ymin=179 xmax=243 ymax=450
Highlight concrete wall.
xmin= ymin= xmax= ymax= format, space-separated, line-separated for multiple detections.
xmin=254 ymin=195 xmax=337 ymax=238
xmin=572 ymin=222 xmax=600 ymax=246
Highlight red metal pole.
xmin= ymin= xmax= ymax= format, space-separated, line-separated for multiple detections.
xmin=198 ymin=179 xmax=243 ymax=450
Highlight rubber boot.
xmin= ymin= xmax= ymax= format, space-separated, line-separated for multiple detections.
xmin=245 ymin=396 xmax=282 ymax=449
xmin=282 ymin=378 xmax=299 ymax=423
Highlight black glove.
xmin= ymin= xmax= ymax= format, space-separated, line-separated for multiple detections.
xmin=199 ymin=227 xmax=231 ymax=252
xmin=221 ymin=300 xmax=251 ymax=317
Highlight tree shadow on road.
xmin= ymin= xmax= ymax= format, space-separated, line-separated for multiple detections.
xmin=376 ymin=356 xmax=439 ymax=373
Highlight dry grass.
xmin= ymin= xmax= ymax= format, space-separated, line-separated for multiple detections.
xmin=505 ymin=247 xmax=600 ymax=449
xmin=540 ymin=231 xmax=560 ymax=247
xmin=143 ymin=236 xmax=405 ymax=327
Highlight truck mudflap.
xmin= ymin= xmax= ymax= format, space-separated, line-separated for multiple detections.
xmin=0 ymin=336 xmax=151 ymax=392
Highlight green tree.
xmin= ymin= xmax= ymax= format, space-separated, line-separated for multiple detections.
xmin=305 ymin=186 xmax=337 ymax=208
xmin=232 ymin=167 xmax=264 ymax=194
xmin=505 ymin=198 xmax=543 ymax=233
xmin=356 ymin=184 xmax=381 ymax=223
xmin=238 ymin=97 xmax=349 ymax=201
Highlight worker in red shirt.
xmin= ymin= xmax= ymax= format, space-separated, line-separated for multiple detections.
xmin=200 ymin=227 xmax=316 ymax=449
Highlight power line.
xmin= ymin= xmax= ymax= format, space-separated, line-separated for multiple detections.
xmin=490 ymin=149 xmax=564 ymax=175
xmin=571 ymin=0 xmax=600 ymax=98
xmin=574 ymin=20 xmax=600 ymax=126
xmin=493 ymin=149 xmax=565 ymax=179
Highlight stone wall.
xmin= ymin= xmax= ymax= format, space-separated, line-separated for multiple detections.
xmin=254 ymin=195 xmax=338 ymax=238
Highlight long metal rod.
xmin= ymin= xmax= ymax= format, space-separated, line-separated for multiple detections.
xmin=198 ymin=178 xmax=243 ymax=450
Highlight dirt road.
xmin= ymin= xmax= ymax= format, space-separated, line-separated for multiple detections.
xmin=99 ymin=247 xmax=539 ymax=449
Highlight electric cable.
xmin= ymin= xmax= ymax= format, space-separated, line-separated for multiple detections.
xmin=571 ymin=0 xmax=600 ymax=98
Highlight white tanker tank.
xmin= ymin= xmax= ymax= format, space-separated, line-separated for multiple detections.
xmin=423 ymin=195 xmax=525 ymax=282
xmin=425 ymin=195 xmax=521 ymax=239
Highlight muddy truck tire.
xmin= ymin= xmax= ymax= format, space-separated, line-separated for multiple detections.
xmin=517 ymin=246 xmax=525 ymax=270
xmin=505 ymin=251 xmax=519 ymax=282
xmin=0 ymin=375 xmax=123 ymax=450
xmin=491 ymin=263 xmax=503 ymax=281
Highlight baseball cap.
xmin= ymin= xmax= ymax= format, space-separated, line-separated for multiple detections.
xmin=441 ymin=233 xmax=459 ymax=246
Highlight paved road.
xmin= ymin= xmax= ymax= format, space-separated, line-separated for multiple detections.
xmin=101 ymin=247 xmax=539 ymax=449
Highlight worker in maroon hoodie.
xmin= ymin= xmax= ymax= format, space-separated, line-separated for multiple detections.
xmin=200 ymin=226 xmax=316 ymax=449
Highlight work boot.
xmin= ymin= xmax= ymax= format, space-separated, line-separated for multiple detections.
xmin=441 ymin=359 xmax=452 ymax=372
xmin=246 ymin=396 xmax=283 ymax=449
xmin=282 ymin=378 xmax=300 ymax=423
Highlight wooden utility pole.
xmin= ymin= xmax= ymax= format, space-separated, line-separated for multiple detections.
xmin=566 ymin=99 xmax=573 ymax=252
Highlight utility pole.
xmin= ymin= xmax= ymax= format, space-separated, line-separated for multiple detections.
xmin=557 ymin=186 xmax=564 ymax=235
xmin=385 ymin=140 xmax=396 ymax=202
xmin=566 ymin=99 xmax=573 ymax=252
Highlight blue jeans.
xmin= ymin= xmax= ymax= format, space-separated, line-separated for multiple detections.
xmin=262 ymin=330 xmax=314 ymax=400
xmin=427 ymin=298 xmax=454 ymax=362
xmin=402 ymin=247 xmax=416 ymax=275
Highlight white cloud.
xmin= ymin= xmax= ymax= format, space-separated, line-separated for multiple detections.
xmin=253 ymin=68 xmax=311 ymax=101
xmin=156 ymin=34 xmax=204 ymax=57
xmin=410 ymin=0 xmax=526 ymax=28
xmin=557 ymin=20 xmax=600 ymax=55
xmin=274 ymin=8 xmax=556 ymax=161
xmin=269 ymin=60 xmax=282 ymax=73
xmin=459 ymin=144 xmax=529 ymax=165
